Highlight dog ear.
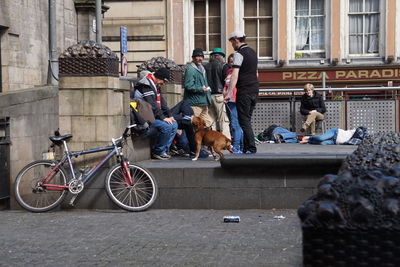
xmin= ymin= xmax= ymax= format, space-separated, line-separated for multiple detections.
xmin=192 ymin=116 xmax=200 ymax=130
xmin=198 ymin=117 xmax=206 ymax=129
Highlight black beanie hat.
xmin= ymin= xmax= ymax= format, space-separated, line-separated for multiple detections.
xmin=154 ymin=68 xmax=170 ymax=82
xmin=192 ymin=48 xmax=204 ymax=57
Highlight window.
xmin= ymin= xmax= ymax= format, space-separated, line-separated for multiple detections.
xmin=243 ymin=0 xmax=273 ymax=58
xmin=295 ymin=0 xmax=325 ymax=58
xmin=348 ymin=0 xmax=380 ymax=55
xmin=194 ymin=0 xmax=221 ymax=53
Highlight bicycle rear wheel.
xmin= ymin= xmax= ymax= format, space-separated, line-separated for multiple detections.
xmin=105 ymin=163 xmax=158 ymax=211
xmin=14 ymin=160 xmax=68 ymax=212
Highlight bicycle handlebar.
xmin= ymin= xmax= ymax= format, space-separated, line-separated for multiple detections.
xmin=123 ymin=124 xmax=137 ymax=138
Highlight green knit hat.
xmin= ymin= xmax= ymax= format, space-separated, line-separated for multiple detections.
xmin=210 ymin=48 xmax=225 ymax=57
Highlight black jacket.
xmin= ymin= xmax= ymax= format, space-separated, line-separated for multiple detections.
xmin=300 ymin=92 xmax=326 ymax=116
xmin=204 ymin=59 xmax=229 ymax=94
xmin=134 ymin=76 xmax=172 ymax=120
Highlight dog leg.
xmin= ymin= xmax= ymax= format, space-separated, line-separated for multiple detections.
xmin=213 ymin=147 xmax=224 ymax=161
xmin=192 ymin=142 xmax=202 ymax=161
xmin=208 ymin=146 xmax=217 ymax=160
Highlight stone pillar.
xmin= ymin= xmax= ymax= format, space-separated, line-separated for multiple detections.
xmin=74 ymin=0 xmax=109 ymax=41
xmin=162 ymin=84 xmax=183 ymax=108
xmin=58 ymin=76 xmax=130 ymax=166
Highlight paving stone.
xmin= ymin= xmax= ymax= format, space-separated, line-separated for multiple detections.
xmin=0 ymin=209 xmax=302 ymax=266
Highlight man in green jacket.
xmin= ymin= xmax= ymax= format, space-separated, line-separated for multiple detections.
xmin=183 ymin=48 xmax=212 ymax=127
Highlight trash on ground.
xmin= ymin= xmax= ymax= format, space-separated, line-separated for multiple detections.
xmin=273 ymin=215 xmax=286 ymax=220
xmin=223 ymin=216 xmax=240 ymax=223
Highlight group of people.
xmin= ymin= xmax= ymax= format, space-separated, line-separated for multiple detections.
xmin=132 ymin=31 xmax=259 ymax=160
xmin=130 ymin=30 xmax=366 ymax=159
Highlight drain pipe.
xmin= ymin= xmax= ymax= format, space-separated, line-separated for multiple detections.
xmin=322 ymin=71 xmax=326 ymax=100
xmin=48 ymin=0 xmax=58 ymax=85
xmin=96 ymin=0 xmax=102 ymax=44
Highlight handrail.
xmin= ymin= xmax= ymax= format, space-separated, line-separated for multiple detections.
xmin=260 ymin=86 xmax=400 ymax=93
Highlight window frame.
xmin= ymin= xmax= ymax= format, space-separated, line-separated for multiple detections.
xmin=348 ymin=0 xmax=380 ymax=57
xmin=342 ymin=0 xmax=385 ymax=58
xmin=190 ymin=0 xmax=225 ymax=58
xmin=241 ymin=0 xmax=274 ymax=60
xmin=293 ymin=0 xmax=326 ymax=59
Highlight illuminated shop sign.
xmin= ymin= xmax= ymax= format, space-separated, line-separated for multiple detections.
xmin=260 ymin=68 xmax=400 ymax=82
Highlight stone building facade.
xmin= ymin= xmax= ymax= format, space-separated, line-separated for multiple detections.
xmin=0 ymin=0 xmax=77 ymax=92
xmin=103 ymin=0 xmax=400 ymax=88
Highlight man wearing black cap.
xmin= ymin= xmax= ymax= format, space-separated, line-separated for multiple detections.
xmin=134 ymin=68 xmax=178 ymax=160
xmin=183 ymin=48 xmax=213 ymax=127
xmin=227 ymin=31 xmax=259 ymax=154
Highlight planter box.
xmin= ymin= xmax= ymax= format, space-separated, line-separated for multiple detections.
xmin=59 ymin=57 xmax=119 ymax=77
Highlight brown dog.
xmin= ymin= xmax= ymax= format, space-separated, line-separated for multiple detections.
xmin=191 ymin=116 xmax=233 ymax=161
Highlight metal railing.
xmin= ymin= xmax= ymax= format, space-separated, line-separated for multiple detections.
xmin=252 ymin=87 xmax=400 ymax=135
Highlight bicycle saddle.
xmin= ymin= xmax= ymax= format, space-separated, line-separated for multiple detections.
xmin=49 ymin=134 xmax=73 ymax=145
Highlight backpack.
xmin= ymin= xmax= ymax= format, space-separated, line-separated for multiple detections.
xmin=130 ymin=98 xmax=155 ymax=124
xmin=257 ymin=125 xmax=279 ymax=141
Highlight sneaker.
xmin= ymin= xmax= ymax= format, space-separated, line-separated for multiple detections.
xmin=169 ymin=145 xmax=180 ymax=156
xmin=273 ymin=134 xmax=282 ymax=143
xmin=245 ymin=150 xmax=256 ymax=154
xmin=232 ymin=147 xmax=243 ymax=153
xmin=152 ymin=152 xmax=171 ymax=160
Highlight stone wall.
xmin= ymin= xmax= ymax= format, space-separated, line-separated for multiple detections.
xmin=0 ymin=0 xmax=77 ymax=92
xmin=0 ymin=86 xmax=59 ymax=208
xmin=59 ymin=76 xmax=131 ymax=166
xmin=103 ymin=0 xmax=167 ymax=75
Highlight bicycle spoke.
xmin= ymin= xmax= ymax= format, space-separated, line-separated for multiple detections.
xmin=15 ymin=161 xmax=67 ymax=212
xmin=105 ymin=163 xmax=157 ymax=211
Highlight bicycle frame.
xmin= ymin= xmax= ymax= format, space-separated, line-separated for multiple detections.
xmin=41 ymin=137 xmax=132 ymax=191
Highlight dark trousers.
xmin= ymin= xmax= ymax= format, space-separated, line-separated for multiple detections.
xmin=236 ymin=93 xmax=257 ymax=153
xmin=177 ymin=120 xmax=196 ymax=153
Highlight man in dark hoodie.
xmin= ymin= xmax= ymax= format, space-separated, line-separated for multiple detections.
xmin=134 ymin=68 xmax=178 ymax=160
xmin=204 ymin=48 xmax=231 ymax=139
xmin=300 ymin=83 xmax=326 ymax=136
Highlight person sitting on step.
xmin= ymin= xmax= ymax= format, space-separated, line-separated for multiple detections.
xmin=300 ymin=83 xmax=326 ymax=135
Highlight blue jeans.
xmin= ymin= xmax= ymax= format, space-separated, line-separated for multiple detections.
xmin=146 ymin=120 xmax=178 ymax=154
xmin=227 ymin=102 xmax=243 ymax=150
xmin=308 ymin=128 xmax=338 ymax=145
xmin=272 ymin=127 xmax=298 ymax=143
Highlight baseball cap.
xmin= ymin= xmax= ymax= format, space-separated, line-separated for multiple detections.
xmin=192 ymin=48 xmax=204 ymax=57
xmin=229 ymin=30 xmax=246 ymax=40
xmin=154 ymin=68 xmax=170 ymax=82
xmin=210 ymin=48 xmax=226 ymax=57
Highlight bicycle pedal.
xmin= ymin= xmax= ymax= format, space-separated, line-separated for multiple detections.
xmin=69 ymin=195 xmax=78 ymax=206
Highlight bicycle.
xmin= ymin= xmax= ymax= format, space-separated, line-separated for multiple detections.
xmin=14 ymin=124 xmax=158 ymax=212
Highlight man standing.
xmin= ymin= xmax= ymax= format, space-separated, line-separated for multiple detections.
xmin=204 ymin=48 xmax=231 ymax=139
xmin=134 ymin=68 xmax=178 ymax=160
xmin=183 ymin=48 xmax=212 ymax=127
xmin=227 ymin=31 xmax=259 ymax=154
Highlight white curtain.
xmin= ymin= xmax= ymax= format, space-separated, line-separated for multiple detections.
xmin=310 ymin=0 xmax=324 ymax=50
xmin=366 ymin=0 xmax=379 ymax=53
xmin=295 ymin=0 xmax=324 ymax=53
xmin=295 ymin=0 xmax=310 ymax=50
xmin=349 ymin=0 xmax=379 ymax=54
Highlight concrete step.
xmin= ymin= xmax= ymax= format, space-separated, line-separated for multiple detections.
xmin=63 ymin=143 xmax=357 ymax=210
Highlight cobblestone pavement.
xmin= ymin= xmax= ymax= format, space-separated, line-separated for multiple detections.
xmin=0 ymin=209 xmax=302 ymax=266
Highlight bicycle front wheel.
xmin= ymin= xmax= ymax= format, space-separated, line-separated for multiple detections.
xmin=14 ymin=160 xmax=68 ymax=212
xmin=105 ymin=163 xmax=158 ymax=211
